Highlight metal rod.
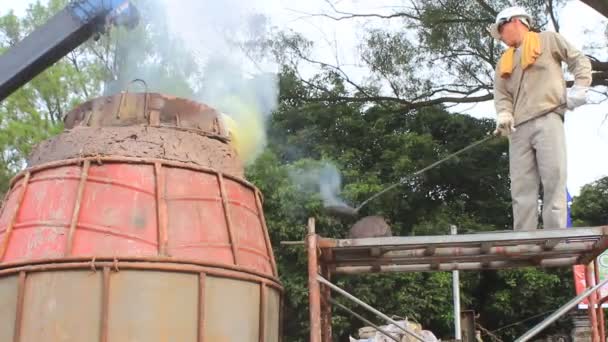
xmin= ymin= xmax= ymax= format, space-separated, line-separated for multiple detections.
xmin=198 ymin=273 xmax=206 ymax=342
xmin=334 ymin=257 xmax=579 ymax=274
xmin=515 ymin=276 xmax=608 ymax=342
xmin=330 ymin=298 xmax=400 ymax=342
xmin=0 ymin=260 xmax=283 ymax=292
xmin=362 ymin=241 xmax=595 ymax=259
xmin=100 ymin=267 xmax=110 ymax=342
xmin=66 ymin=161 xmax=90 ymax=255
xmin=317 ymin=275 xmax=425 ymax=342
xmin=259 ymin=283 xmax=266 ymax=342
xmin=321 ymin=264 xmax=333 ymax=342
xmin=451 ymin=225 xmax=462 ymax=341
xmin=218 ymin=173 xmax=239 ymax=265
xmin=586 ymin=264 xmax=601 ymax=342
xmin=13 ymin=271 xmax=26 ymax=342
xmin=255 ymin=190 xmax=278 ymax=277
xmin=0 ymin=172 xmax=31 ymax=261
xmin=154 ymin=162 xmax=168 ymax=256
xmin=594 ymin=258 xmax=606 ymax=340
xmin=351 ymin=134 xmax=494 ymax=212
xmin=308 ymin=218 xmax=322 ymax=342
xmin=333 ymin=226 xmax=608 ymax=248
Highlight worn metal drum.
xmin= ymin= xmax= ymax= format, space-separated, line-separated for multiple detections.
xmin=0 ymin=260 xmax=281 ymax=341
xmin=0 ymin=93 xmax=282 ymax=341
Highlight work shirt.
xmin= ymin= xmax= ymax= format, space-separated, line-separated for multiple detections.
xmin=493 ymin=31 xmax=592 ymax=126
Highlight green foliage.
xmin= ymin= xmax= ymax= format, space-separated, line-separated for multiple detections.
xmin=0 ymin=0 xmax=100 ymax=194
xmin=571 ymin=177 xmax=608 ymax=226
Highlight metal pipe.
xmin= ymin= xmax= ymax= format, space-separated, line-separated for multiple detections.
xmin=335 ymin=257 xmax=579 ymax=274
xmin=594 ymin=259 xmax=606 ymax=341
xmin=320 ymin=265 xmax=333 ymax=342
xmin=373 ymin=242 xmax=595 ymax=258
xmin=515 ymin=276 xmax=608 ymax=342
xmin=586 ymin=264 xmax=601 ymax=342
xmin=308 ymin=218 xmax=322 ymax=342
xmin=329 ymin=298 xmax=400 ymax=342
xmin=451 ymin=225 xmax=462 ymax=341
xmin=317 ymin=275 xmax=425 ymax=342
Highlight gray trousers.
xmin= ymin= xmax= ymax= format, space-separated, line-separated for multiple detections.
xmin=509 ymin=113 xmax=567 ymax=230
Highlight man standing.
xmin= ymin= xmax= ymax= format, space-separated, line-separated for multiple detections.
xmin=489 ymin=6 xmax=592 ymax=230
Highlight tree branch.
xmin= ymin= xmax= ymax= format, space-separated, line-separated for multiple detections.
xmin=546 ymin=0 xmax=560 ymax=32
xmin=474 ymin=0 xmax=498 ymax=16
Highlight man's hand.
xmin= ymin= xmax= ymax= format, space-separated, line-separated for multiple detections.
xmin=567 ymin=85 xmax=589 ymax=110
xmin=493 ymin=112 xmax=516 ymax=137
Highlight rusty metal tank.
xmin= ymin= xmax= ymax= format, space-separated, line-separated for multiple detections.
xmin=0 ymin=92 xmax=282 ymax=342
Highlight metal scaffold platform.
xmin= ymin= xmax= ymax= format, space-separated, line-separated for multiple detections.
xmin=297 ymin=218 xmax=608 ymax=342
xmin=318 ymin=226 xmax=608 ymax=274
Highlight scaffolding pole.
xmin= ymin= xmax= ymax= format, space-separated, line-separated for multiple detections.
xmin=317 ymin=275 xmax=425 ymax=342
xmin=515 ymin=276 xmax=608 ymax=342
xmin=308 ymin=218 xmax=322 ymax=342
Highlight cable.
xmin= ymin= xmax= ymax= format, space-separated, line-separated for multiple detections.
xmin=490 ymin=309 xmax=555 ymax=333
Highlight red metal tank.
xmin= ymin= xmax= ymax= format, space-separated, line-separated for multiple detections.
xmin=0 ymin=93 xmax=282 ymax=341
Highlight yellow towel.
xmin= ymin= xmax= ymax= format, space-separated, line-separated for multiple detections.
xmin=498 ymin=31 xmax=541 ymax=78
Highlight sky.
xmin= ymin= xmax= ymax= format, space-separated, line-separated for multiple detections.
xmin=1 ymin=0 xmax=607 ymax=197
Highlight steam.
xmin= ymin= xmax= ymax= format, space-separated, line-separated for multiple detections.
xmin=288 ymin=162 xmax=350 ymax=207
xmin=106 ymin=0 xmax=278 ymax=165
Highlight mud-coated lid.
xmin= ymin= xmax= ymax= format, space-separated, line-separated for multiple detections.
xmin=63 ymin=92 xmax=230 ymax=140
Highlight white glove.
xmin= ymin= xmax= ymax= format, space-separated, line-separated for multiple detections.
xmin=566 ymin=85 xmax=589 ymax=110
xmin=493 ymin=112 xmax=516 ymax=137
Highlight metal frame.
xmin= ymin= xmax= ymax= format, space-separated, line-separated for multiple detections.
xmin=0 ymin=257 xmax=284 ymax=342
xmin=303 ymin=217 xmax=608 ymax=342
xmin=1 ymin=156 xmax=278 ymax=277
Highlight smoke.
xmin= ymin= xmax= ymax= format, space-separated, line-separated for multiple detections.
xmin=106 ymin=0 xmax=279 ymax=165
xmin=288 ymin=162 xmax=350 ymax=207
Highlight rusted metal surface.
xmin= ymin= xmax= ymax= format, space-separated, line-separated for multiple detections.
xmin=0 ymin=172 xmax=30 ymax=261
xmin=108 ymin=270 xmax=198 ymax=341
xmin=21 ymin=270 xmax=102 ymax=341
xmin=218 ymin=173 xmax=240 ymax=265
xmin=320 ymin=264 xmax=332 ymax=342
xmin=335 ymin=258 xmax=580 ymax=274
xmin=100 ymin=267 xmax=110 ymax=342
xmin=11 ymin=156 xmax=256 ymax=189
xmin=0 ymin=158 xmax=276 ymax=276
xmin=14 ymin=271 xmax=25 ymax=342
xmin=594 ymin=259 xmax=606 ymax=340
xmin=260 ymin=283 xmax=267 ymax=342
xmin=307 ymin=217 xmax=322 ymax=342
xmin=266 ymin=287 xmax=281 ymax=342
xmin=204 ymin=276 xmax=261 ymax=341
xmin=0 ymin=274 xmax=18 ymax=341
xmin=585 ymin=265 xmax=601 ymax=342
xmin=66 ymin=160 xmax=89 ymax=255
xmin=2 ymin=263 xmax=280 ymax=342
xmin=199 ymin=273 xmax=206 ymax=342
xmin=279 ymin=290 xmax=285 ymax=342
xmin=154 ymin=162 xmax=168 ymax=256
xmin=0 ymin=257 xmax=282 ymax=287
xmin=319 ymin=227 xmax=608 ymax=274
xmin=256 ymin=189 xmax=278 ymax=277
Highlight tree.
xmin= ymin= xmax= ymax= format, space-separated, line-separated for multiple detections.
xmin=571 ymin=177 xmax=608 ymax=226
xmin=268 ymin=0 xmax=606 ymax=114
xmin=0 ymin=0 xmax=104 ymax=193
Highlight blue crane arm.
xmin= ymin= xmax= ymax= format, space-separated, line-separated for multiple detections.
xmin=0 ymin=0 xmax=140 ymax=102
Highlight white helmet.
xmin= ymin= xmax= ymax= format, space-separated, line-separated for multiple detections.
xmin=488 ymin=6 xmax=532 ymax=39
